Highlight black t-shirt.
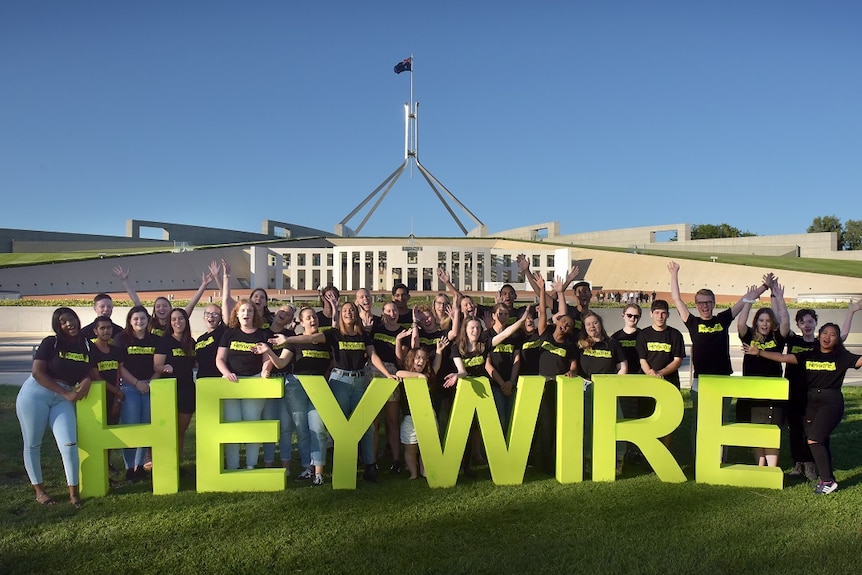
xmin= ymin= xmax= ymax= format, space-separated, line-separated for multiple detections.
xmin=519 ymin=331 xmax=543 ymax=376
xmin=636 ymin=326 xmax=686 ymax=387
xmin=316 ymin=310 xmax=335 ymax=332
xmin=784 ymin=333 xmax=816 ymax=386
xmin=219 ymin=328 xmax=269 ymax=376
xmin=397 ymin=310 xmax=413 ymax=330
xmin=195 ymin=325 xmax=226 ymax=379
xmin=684 ymin=309 xmax=734 ymax=377
xmin=324 ymin=329 xmax=371 ymax=371
xmin=287 ymin=340 xmax=332 ymax=375
xmin=156 ymin=335 xmax=196 ymax=386
xmin=795 ymin=347 xmax=861 ymax=391
xmin=90 ymin=342 xmax=123 ymax=387
xmin=487 ymin=327 xmax=522 ymax=382
xmin=578 ymin=338 xmax=625 ymax=380
xmin=451 ymin=331 xmax=493 ymax=378
xmin=740 ymin=326 xmax=785 ymax=378
xmin=371 ymin=323 xmax=406 ymax=365
xmin=268 ymin=326 xmax=297 ymax=375
xmin=611 ymin=328 xmax=642 ymax=375
xmin=115 ymin=331 xmax=160 ymax=381
xmin=538 ymin=330 xmax=578 ymax=380
xmin=33 ymin=335 xmax=93 ymax=385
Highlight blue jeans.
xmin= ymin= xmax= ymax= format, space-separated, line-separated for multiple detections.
xmin=223 ymin=398 xmax=266 ymax=469
xmin=329 ymin=368 xmax=375 ymax=466
xmin=492 ymin=385 xmax=514 ymax=434
xmin=16 ymin=376 xmax=79 ymax=486
xmin=119 ymin=381 xmax=151 ymax=470
xmin=263 ymin=374 xmax=313 ymax=468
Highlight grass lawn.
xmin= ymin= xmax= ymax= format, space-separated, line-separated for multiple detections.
xmin=1 ymin=384 xmax=861 ymax=574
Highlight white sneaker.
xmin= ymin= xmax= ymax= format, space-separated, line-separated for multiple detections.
xmin=295 ymin=467 xmax=314 ymax=481
xmin=312 ymin=473 xmax=324 ymax=486
xmin=814 ymin=480 xmax=838 ymax=495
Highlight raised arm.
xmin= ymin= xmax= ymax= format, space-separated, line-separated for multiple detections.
xmin=551 ymin=276 xmax=567 ymax=324
xmin=771 ymin=280 xmax=790 ymax=338
xmin=437 ymin=267 xmax=464 ymax=300
xmin=221 ymin=259 xmax=235 ymax=318
xmin=841 ymin=298 xmax=861 ymax=342
xmin=519 ymin=255 xmax=556 ymax=308
xmin=736 ymin=286 xmax=756 ymax=337
xmin=536 ymin=273 xmax=549 ymax=336
xmin=667 ymin=261 xmax=689 ymax=323
xmin=729 ymin=275 xmax=771 ymax=319
xmin=183 ymin=268 xmax=216 ymax=317
xmin=490 ymin=306 xmax=532 ymax=347
xmin=112 ymin=265 xmax=142 ymax=307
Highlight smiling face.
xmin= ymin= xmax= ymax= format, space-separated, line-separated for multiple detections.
xmin=465 ymin=319 xmax=482 ymax=342
xmin=250 ymin=289 xmax=268 ymax=313
xmin=170 ymin=309 xmax=187 ymax=337
xmin=797 ymin=313 xmax=817 ymax=338
xmin=573 ymin=284 xmax=591 ymax=309
xmin=355 ymin=289 xmax=371 ymax=312
xmin=382 ymin=301 xmax=399 ymax=323
xmin=153 ymin=297 xmax=171 ymax=320
xmin=340 ymin=302 xmax=357 ymax=325
xmin=130 ymin=311 xmax=149 ymax=336
xmin=623 ymin=305 xmax=641 ymax=328
xmin=819 ymin=325 xmax=840 ymax=352
xmin=58 ymin=312 xmax=80 ymax=338
xmin=694 ymin=294 xmax=715 ymax=320
xmin=460 ymin=297 xmax=476 ymax=317
xmin=434 ymin=295 xmax=449 ymax=318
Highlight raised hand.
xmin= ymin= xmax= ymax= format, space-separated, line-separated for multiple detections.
xmin=516 ymin=253 xmax=530 ymax=273
xmin=437 ymin=267 xmax=451 ymax=284
xmin=112 ymin=265 xmax=130 ymax=281
xmin=667 ymin=261 xmax=680 ymax=275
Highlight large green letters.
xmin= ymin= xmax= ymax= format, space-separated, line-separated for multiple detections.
xmin=696 ymin=375 xmax=787 ymax=489
xmin=77 ymin=379 xmax=179 ymax=497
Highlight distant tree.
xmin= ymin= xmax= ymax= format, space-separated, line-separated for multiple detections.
xmin=807 ymin=215 xmax=845 ymax=249
xmin=844 ymin=219 xmax=862 ymax=251
xmin=690 ymin=223 xmax=756 ymax=240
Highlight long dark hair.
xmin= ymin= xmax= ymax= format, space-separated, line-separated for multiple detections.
xmin=818 ymin=323 xmax=846 ymax=353
xmin=169 ymin=308 xmax=195 ymax=357
xmin=51 ymin=307 xmax=84 ymax=352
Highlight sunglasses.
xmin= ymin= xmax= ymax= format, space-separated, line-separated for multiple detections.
xmin=625 ymin=313 xmax=640 ymax=319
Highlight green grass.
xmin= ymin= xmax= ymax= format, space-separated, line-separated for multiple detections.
xmin=1 ymin=384 xmax=861 ymax=574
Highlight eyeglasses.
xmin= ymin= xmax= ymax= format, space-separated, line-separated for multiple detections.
xmin=204 ymin=312 xmax=221 ymax=318
xmin=625 ymin=314 xmax=640 ymax=319
xmin=695 ymin=300 xmax=714 ymax=306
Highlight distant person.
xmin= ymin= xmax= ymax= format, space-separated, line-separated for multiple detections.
xmin=391 ymin=283 xmax=413 ymax=328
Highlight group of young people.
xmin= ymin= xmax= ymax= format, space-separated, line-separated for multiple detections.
xmin=15 ymin=256 xmax=862 ymax=507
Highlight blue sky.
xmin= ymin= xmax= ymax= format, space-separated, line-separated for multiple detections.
xmin=2 ymin=1 xmax=860 ymax=240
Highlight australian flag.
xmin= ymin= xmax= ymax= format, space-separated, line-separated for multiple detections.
xmin=394 ymin=57 xmax=412 ymax=74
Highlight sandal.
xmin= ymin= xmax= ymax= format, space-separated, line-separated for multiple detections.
xmin=70 ymin=497 xmax=83 ymax=510
xmin=36 ymin=493 xmax=57 ymax=507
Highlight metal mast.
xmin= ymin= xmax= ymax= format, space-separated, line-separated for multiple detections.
xmin=335 ymin=56 xmax=486 ymax=237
